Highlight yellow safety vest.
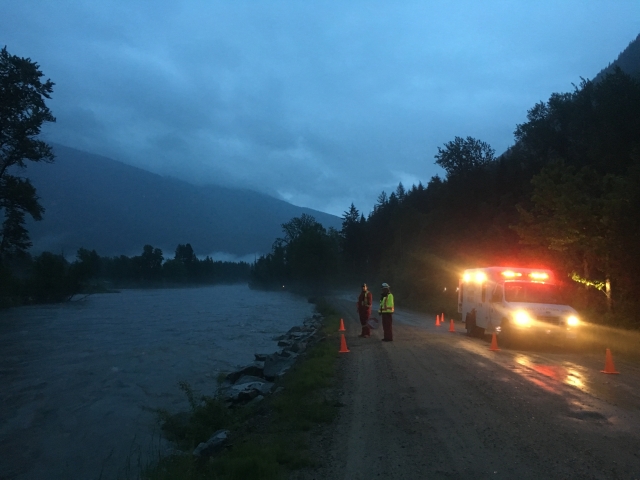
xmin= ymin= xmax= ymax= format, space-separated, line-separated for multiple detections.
xmin=380 ymin=293 xmax=394 ymax=313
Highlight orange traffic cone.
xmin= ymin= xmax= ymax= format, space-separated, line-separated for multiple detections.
xmin=601 ymin=348 xmax=620 ymax=374
xmin=449 ymin=319 xmax=456 ymax=332
xmin=489 ymin=333 xmax=500 ymax=351
xmin=339 ymin=318 xmax=346 ymax=332
xmin=339 ymin=334 xmax=350 ymax=353
xmin=435 ymin=314 xmax=441 ymax=326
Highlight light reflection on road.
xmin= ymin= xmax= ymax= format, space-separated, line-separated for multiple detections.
xmin=375 ymin=305 xmax=640 ymax=406
xmin=512 ymin=354 xmax=589 ymax=395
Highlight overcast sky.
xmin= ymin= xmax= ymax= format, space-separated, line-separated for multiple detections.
xmin=2 ymin=1 xmax=639 ymax=216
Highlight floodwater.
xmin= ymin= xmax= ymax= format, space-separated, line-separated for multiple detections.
xmin=0 ymin=284 xmax=315 ymax=480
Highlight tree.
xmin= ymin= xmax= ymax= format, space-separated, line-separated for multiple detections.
xmin=513 ymin=69 xmax=640 ymax=176
xmin=434 ymin=136 xmax=495 ymax=179
xmin=341 ymin=203 xmax=367 ymax=271
xmin=341 ymin=203 xmax=360 ymax=232
xmin=374 ymin=191 xmax=388 ymax=212
xmin=132 ymin=245 xmax=163 ymax=282
xmin=514 ymin=162 xmax=626 ymax=311
xmin=174 ymin=243 xmax=197 ymax=266
xmin=0 ymin=176 xmax=42 ymax=257
xmin=0 ymin=46 xmax=55 ymax=260
xmin=250 ymin=214 xmax=340 ymax=289
xmin=280 ymin=213 xmax=322 ymax=242
xmin=27 ymin=252 xmax=78 ymax=303
xmin=72 ymin=248 xmax=101 ymax=285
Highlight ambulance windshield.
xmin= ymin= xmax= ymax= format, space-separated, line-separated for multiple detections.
xmin=504 ymin=282 xmax=562 ymax=304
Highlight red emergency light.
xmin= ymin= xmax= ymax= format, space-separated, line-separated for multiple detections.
xmin=501 ymin=270 xmax=522 ymax=278
xmin=529 ymin=272 xmax=549 ymax=280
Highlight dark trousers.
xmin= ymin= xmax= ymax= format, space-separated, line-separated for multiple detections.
xmin=381 ymin=313 xmax=393 ymax=340
xmin=358 ymin=310 xmax=371 ymax=336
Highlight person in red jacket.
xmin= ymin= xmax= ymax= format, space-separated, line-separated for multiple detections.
xmin=357 ymin=283 xmax=373 ymax=337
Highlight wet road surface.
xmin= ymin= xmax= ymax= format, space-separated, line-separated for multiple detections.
xmin=295 ymin=301 xmax=640 ymax=480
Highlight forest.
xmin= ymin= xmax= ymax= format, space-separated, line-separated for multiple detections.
xmin=0 ymin=244 xmax=250 ymax=306
xmin=250 ymin=68 xmax=640 ymax=328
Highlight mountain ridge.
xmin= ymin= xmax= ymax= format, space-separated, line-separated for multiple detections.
xmin=594 ymin=33 xmax=640 ymax=81
xmin=23 ymin=144 xmax=341 ymax=259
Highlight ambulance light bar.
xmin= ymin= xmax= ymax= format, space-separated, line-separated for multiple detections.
xmin=464 ymin=270 xmax=550 ymax=282
xmin=475 ymin=272 xmax=487 ymax=282
xmin=529 ymin=272 xmax=549 ymax=280
xmin=462 ymin=272 xmax=487 ymax=283
xmin=501 ymin=270 xmax=522 ymax=278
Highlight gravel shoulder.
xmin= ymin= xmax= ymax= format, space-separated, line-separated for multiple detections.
xmin=293 ymin=298 xmax=640 ymax=480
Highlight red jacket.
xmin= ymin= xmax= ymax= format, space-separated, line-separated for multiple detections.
xmin=357 ymin=291 xmax=373 ymax=315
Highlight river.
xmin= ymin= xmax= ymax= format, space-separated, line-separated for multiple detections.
xmin=0 ymin=284 xmax=315 ymax=479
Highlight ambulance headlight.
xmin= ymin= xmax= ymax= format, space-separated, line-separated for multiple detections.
xmin=567 ymin=315 xmax=579 ymax=326
xmin=513 ymin=311 xmax=531 ymax=326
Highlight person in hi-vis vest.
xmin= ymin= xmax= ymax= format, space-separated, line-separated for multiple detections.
xmin=379 ymin=282 xmax=394 ymax=341
xmin=356 ymin=283 xmax=373 ymax=337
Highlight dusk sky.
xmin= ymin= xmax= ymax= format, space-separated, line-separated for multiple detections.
xmin=2 ymin=1 xmax=639 ymax=216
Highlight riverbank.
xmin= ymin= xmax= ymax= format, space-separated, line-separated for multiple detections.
xmin=141 ymin=299 xmax=342 ymax=479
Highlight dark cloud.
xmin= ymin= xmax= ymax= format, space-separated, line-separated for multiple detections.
xmin=2 ymin=1 xmax=639 ymax=215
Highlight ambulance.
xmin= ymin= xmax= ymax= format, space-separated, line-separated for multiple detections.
xmin=458 ymin=267 xmax=580 ymax=346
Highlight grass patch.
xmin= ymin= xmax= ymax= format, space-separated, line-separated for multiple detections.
xmin=155 ymin=397 xmax=236 ymax=451
xmin=271 ymin=338 xmax=339 ymax=431
xmin=142 ymin=299 xmax=341 ymax=480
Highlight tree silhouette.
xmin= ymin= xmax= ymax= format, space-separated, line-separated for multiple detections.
xmin=0 ymin=47 xmax=55 ymax=261
xmin=434 ymin=136 xmax=495 ymax=179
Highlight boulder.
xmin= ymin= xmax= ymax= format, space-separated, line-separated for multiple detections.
xmin=235 ymin=375 xmax=265 ymax=385
xmin=289 ymin=341 xmax=307 ymax=354
xmin=225 ymin=365 xmax=264 ymax=384
xmin=263 ymin=354 xmax=295 ymax=381
xmin=193 ymin=429 xmax=229 ymax=457
xmin=258 ymin=382 xmax=274 ymax=395
xmin=220 ymin=381 xmax=272 ymax=398
xmin=236 ymin=389 xmax=259 ymax=403
xmin=277 ymin=340 xmax=293 ymax=347
xmin=254 ymin=353 xmax=268 ymax=362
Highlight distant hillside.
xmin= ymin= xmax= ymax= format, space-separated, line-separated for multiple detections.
xmin=22 ymin=144 xmax=341 ymax=258
xmin=594 ymin=33 xmax=640 ymax=81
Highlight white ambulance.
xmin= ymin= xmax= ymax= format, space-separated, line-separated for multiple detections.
xmin=458 ymin=267 xmax=580 ymax=346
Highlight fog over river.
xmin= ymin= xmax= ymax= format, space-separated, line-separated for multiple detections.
xmin=0 ymin=284 xmax=315 ymax=479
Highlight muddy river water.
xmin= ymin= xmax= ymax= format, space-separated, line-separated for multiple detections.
xmin=0 ymin=284 xmax=314 ymax=479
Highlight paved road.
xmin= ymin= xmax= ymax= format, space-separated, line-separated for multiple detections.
xmin=295 ymin=300 xmax=640 ymax=480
